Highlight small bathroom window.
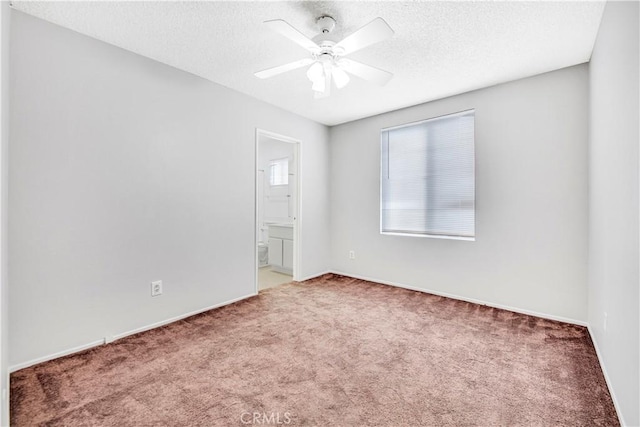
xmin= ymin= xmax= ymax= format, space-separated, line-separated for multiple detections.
xmin=269 ymin=158 xmax=289 ymax=186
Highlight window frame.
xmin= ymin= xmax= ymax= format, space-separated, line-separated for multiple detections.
xmin=379 ymin=109 xmax=476 ymax=241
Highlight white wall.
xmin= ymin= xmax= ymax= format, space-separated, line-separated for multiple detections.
xmin=330 ymin=65 xmax=589 ymax=323
xmin=8 ymin=11 xmax=330 ymax=368
xmin=588 ymin=1 xmax=640 ymax=425
xmin=0 ymin=1 xmax=10 ymax=424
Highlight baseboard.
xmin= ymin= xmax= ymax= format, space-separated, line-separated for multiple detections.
xmin=296 ymin=270 xmax=332 ymax=282
xmin=2 ymin=370 xmax=8 ymax=427
xmin=111 ymin=293 xmax=256 ymax=342
xmin=9 ymin=339 xmax=105 ymax=373
xmin=587 ymin=326 xmax=626 ymax=426
xmin=329 ymin=270 xmax=588 ymax=327
xmin=9 ymin=292 xmax=257 ymax=373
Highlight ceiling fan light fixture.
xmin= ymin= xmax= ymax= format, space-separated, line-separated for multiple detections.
xmin=307 ymin=61 xmax=327 ymax=93
xmin=332 ymin=67 xmax=350 ymax=89
xmin=306 ymin=62 xmax=323 ymax=83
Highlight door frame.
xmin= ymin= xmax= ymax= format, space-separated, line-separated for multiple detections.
xmin=255 ymin=129 xmax=301 ymax=293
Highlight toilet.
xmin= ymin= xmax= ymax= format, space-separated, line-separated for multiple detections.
xmin=258 ymin=242 xmax=269 ymax=267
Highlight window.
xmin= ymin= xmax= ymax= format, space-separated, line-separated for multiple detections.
xmin=269 ymin=158 xmax=289 ymax=186
xmin=381 ymin=110 xmax=475 ymax=239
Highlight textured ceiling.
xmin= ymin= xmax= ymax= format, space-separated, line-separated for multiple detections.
xmin=12 ymin=1 xmax=605 ymax=126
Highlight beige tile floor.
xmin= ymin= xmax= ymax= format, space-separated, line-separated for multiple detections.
xmin=258 ymin=267 xmax=293 ymax=291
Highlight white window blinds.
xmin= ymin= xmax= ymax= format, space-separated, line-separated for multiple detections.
xmin=381 ymin=110 xmax=475 ymax=239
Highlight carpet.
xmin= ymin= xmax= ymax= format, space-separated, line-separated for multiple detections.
xmin=11 ymin=274 xmax=618 ymax=426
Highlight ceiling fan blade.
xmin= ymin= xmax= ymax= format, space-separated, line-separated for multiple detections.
xmin=264 ymin=19 xmax=321 ymax=54
xmin=339 ymin=59 xmax=393 ymax=86
xmin=334 ymin=17 xmax=394 ymax=56
xmin=255 ymin=58 xmax=315 ymax=79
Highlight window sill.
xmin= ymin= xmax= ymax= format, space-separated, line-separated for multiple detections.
xmin=380 ymin=231 xmax=475 ymax=241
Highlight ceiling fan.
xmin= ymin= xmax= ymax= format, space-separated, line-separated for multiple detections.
xmin=255 ymin=16 xmax=394 ymax=98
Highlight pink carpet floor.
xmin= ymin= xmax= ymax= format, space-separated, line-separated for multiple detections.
xmin=11 ymin=274 xmax=618 ymax=426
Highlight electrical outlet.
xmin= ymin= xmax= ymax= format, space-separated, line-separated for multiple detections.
xmin=349 ymin=250 xmax=355 ymax=260
xmin=603 ymin=312 xmax=608 ymax=331
xmin=151 ymin=280 xmax=163 ymax=297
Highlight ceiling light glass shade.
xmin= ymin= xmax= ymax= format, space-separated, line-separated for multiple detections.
xmin=332 ymin=67 xmax=350 ymax=89
xmin=306 ymin=62 xmax=323 ymax=82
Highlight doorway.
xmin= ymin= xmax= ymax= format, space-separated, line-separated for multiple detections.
xmin=255 ymin=129 xmax=300 ymax=292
